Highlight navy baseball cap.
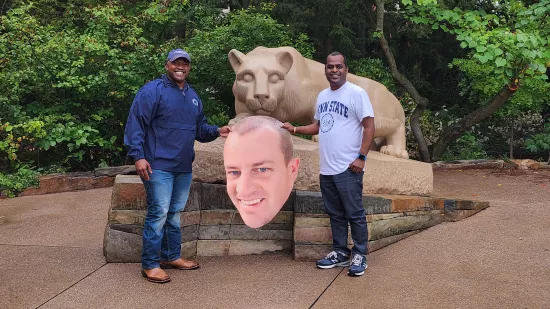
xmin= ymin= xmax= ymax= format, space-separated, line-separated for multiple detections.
xmin=166 ymin=49 xmax=191 ymax=63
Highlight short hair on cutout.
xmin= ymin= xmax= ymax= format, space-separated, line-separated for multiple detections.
xmin=327 ymin=51 xmax=347 ymax=67
xmin=230 ymin=116 xmax=293 ymax=164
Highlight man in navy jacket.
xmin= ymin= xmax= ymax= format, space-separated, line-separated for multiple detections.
xmin=124 ymin=48 xmax=230 ymax=284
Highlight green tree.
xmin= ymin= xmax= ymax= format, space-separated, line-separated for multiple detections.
xmin=406 ymin=0 xmax=550 ymax=160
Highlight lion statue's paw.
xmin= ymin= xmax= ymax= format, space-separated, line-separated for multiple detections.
xmin=311 ymin=135 xmax=319 ymax=142
xmin=380 ymin=145 xmax=409 ymax=160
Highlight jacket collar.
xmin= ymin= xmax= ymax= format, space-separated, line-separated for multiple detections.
xmin=162 ymin=74 xmax=190 ymax=93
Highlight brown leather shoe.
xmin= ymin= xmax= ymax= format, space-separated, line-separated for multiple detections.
xmin=160 ymin=258 xmax=200 ymax=270
xmin=141 ymin=267 xmax=170 ymax=284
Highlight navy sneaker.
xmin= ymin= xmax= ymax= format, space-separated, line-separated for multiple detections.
xmin=316 ymin=251 xmax=350 ymax=269
xmin=348 ymin=254 xmax=367 ymax=276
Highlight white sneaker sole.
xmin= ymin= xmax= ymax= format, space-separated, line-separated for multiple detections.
xmin=348 ymin=265 xmax=368 ymax=276
xmin=317 ymin=261 xmax=350 ymax=269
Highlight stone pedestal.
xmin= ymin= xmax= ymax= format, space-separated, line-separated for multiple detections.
xmin=103 ymin=176 xmax=488 ymax=263
xmin=192 ymin=136 xmax=433 ymax=196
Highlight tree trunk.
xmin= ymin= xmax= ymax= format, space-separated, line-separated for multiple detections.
xmin=509 ymin=118 xmax=514 ymax=159
xmin=431 ymin=85 xmax=516 ymax=161
xmin=374 ymin=0 xmax=431 ymax=162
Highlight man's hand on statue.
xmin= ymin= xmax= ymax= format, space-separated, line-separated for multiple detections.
xmin=281 ymin=122 xmax=294 ymax=134
xmin=135 ymin=159 xmax=152 ymax=181
xmin=219 ymin=126 xmax=231 ymax=138
xmin=348 ymin=159 xmax=365 ymax=173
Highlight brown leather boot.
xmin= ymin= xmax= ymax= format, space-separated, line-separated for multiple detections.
xmin=160 ymin=258 xmax=200 ymax=270
xmin=141 ymin=267 xmax=170 ymax=283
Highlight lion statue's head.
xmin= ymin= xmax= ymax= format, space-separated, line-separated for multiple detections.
xmin=229 ymin=47 xmax=293 ymax=116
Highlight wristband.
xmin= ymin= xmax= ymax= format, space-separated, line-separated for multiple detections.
xmin=357 ymin=154 xmax=367 ymax=161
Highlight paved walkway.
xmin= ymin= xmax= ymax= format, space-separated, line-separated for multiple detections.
xmin=1 ymin=169 xmax=549 ymax=309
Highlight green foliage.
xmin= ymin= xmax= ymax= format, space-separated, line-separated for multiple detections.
xmin=406 ymin=1 xmax=550 ymax=85
xmin=0 ymin=2 xmax=167 ymax=172
xmin=450 ymin=58 xmax=550 ymax=116
xmin=0 ymin=1 xmax=314 ymax=185
xmin=348 ymin=58 xmax=398 ymax=93
xmin=440 ymin=132 xmax=488 ymax=161
xmin=525 ymin=123 xmax=550 ymax=162
xmin=0 ymin=114 xmax=122 ymax=171
xmin=0 ymin=168 xmax=40 ymax=198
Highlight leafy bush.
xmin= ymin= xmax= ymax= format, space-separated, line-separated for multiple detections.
xmin=348 ymin=58 xmax=398 ymax=93
xmin=440 ymin=132 xmax=488 ymax=161
xmin=0 ymin=168 xmax=40 ymax=198
xmin=0 ymin=2 xmax=314 ymax=174
xmin=525 ymin=123 xmax=550 ymax=164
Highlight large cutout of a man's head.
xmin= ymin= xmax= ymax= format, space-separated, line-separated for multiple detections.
xmin=223 ymin=116 xmax=300 ymax=228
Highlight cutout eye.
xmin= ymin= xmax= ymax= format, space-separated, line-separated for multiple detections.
xmin=243 ymin=74 xmax=254 ymax=82
xmin=227 ymin=171 xmax=241 ymax=177
xmin=269 ymin=74 xmax=280 ymax=83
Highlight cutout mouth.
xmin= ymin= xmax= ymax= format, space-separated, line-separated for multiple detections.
xmin=238 ymin=198 xmax=265 ymax=208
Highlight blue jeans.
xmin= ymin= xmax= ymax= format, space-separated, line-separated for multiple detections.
xmin=141 ymin=169 xmax=192 ymax=270
xmin=320 ymin=169 xmax=368 ymax=255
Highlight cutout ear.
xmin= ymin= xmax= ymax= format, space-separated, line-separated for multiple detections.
xmin=228 ymin=49 xmax=246 ymax=72
xmin=275 ymin=51 xmax=293 ymax=75
xmin=288 ymin=157 xmax=300 ymax=183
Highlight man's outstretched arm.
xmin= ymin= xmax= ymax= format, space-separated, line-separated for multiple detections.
xmin=282 ymin=121 xmax=320 ymax=136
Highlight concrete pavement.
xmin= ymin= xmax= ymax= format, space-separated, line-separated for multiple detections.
xmin=1 ymin=169 xmax=549 ymax=308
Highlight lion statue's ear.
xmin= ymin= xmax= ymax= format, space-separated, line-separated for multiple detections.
xmin=275 ymin=51 xmax=293 ymax=75
xmin=229 ymin=49 xmax=246 ymax=72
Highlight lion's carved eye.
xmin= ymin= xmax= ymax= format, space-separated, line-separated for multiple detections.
xmin=269 ymin=74 xmax=280 ymax=83
xmin=243 ymin=74 xmax=254 ymax=82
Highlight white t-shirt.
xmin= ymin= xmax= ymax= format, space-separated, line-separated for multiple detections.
xmin=314 ymin=81 xmax=374 ymax=175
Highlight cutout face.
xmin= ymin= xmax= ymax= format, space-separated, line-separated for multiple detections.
xmin=223 ymin=127 xmax=299 ymax=228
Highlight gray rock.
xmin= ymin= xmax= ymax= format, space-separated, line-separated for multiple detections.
xmin=363 ymin=195 xmax=392 ymax=214
xmin=103 ymin=227 xmax=142 ymax=263
xmin=369 ymin=213 xmax=443 ymax=240
xmin=432 ymin=159 xmax=504 ymax=170
xmin=181 ymin=225 xmax=198 ymax=242
xmin=229 ymin=240 xmax=291 ymax=255
xmin=294 ymin=191 xmax=325 ymax=213
xmin=196 ymin=240 xmax=230 ymax=256
xmin=201 ymin=183 xmax=234 ymax=210
xmin=199 ymin=225 xmax=231 ymax=240
xmin=184 ymin=182 xmax=202 ymax=212
xmin=94 ymin=165 xmax=136 ymax=177
xmin=230 ymin=225 xmax=293 ymax=240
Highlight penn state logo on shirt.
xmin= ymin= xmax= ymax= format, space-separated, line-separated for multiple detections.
xmin=320 ymin=113 xmax=334 ymax=133
xmin=192 ymin=98 xmax=199 ymax=106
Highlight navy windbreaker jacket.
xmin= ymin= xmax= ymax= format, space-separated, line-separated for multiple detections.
xmin=123 ymin=74 xmax=219 ymax=173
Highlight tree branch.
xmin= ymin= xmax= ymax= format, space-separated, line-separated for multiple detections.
xmin=374 ymin=0 xmax=431 ymax=162
xmin=431 ymin=85 xmax=516 ymax=160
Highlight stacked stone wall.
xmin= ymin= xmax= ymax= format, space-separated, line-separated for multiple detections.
xmin=104 ymin=175 xmax=489 ymax=262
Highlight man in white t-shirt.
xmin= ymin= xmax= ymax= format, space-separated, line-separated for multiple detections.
xmin=282 ymin=51 xmax=375 ymax=276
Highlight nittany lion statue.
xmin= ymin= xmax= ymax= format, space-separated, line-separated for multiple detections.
xmin=228 ymin=46 xmax=409 ymax=159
